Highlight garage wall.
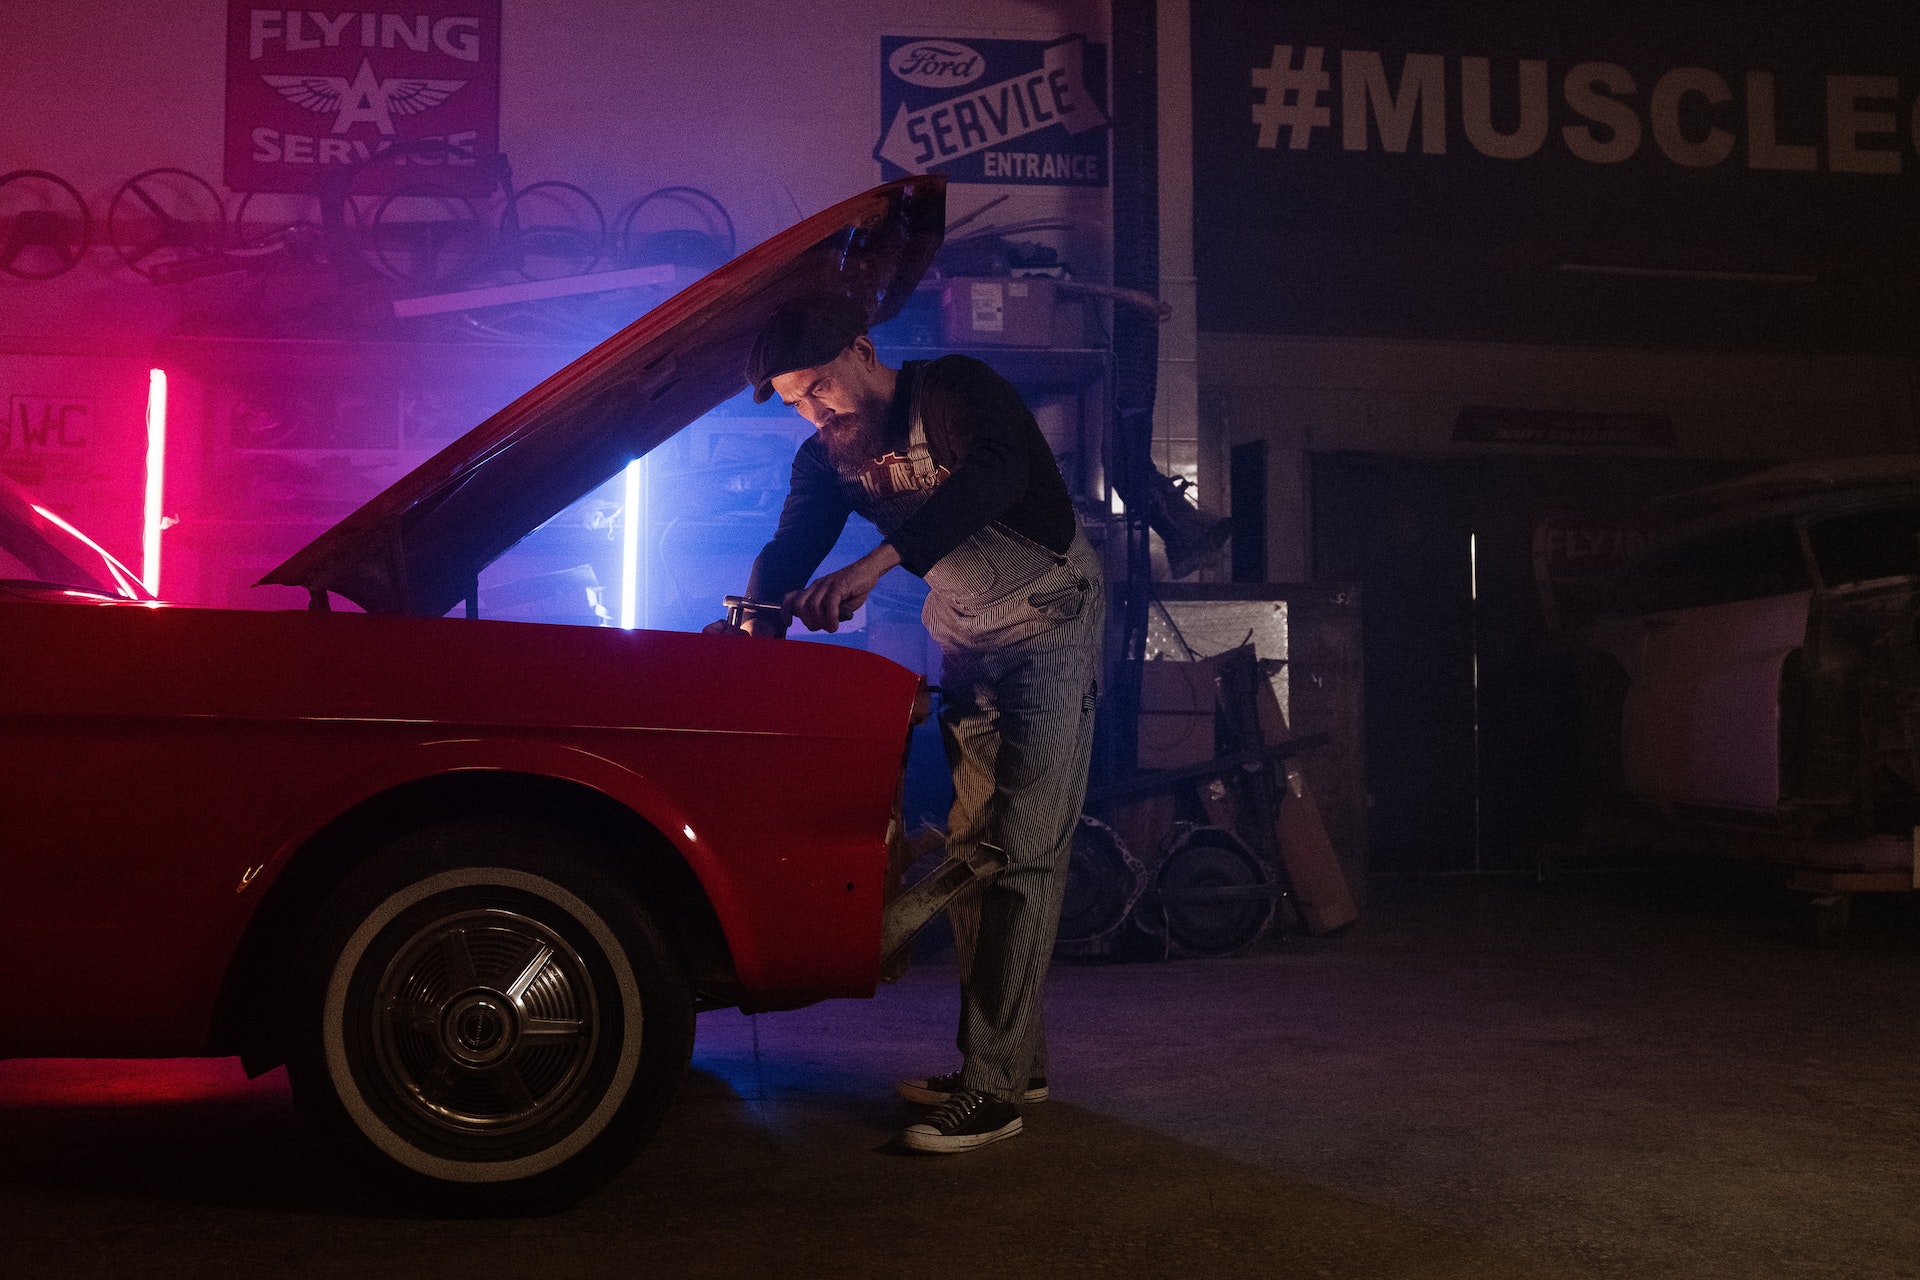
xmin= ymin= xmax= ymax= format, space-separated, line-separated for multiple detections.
xmin=1166 ymin=0 xmax=1920 ymax=580
xmin=0 ymin=0 xmax=1110 ymax=348
xmin=1202 ymin=334 xmax=1919 ymax=581
xmin=0 ymin=0 xmax=1112 ymax=578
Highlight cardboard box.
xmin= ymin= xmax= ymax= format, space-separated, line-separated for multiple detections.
xmin=1138 ymin=658 xmax=1217 ymax=769
xmin=939 ymin=277 xmax=1056 ymax=346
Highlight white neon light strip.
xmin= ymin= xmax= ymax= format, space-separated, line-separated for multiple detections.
xmin=142 ymin=368 xmax=167 ymax=595
xmin=620 ymin=458 xmax=641 ymax=629
xmin=392 ymin=263 xmax=677 ymax=318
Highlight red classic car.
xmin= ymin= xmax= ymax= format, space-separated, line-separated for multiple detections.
xmin=1 ymin=178 xmax=947 ymax=1209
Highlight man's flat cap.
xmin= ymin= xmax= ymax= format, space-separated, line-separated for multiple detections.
xmin=747 ymin=294 xmax=869 ymax=403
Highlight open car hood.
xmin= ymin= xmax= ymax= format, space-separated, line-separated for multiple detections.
xmin=0 ymin=471 xmax=154 ymax=602
xmin=261 ymin=176 xmax=946 ymax=616
xmin=1650 ymin=456 xmax=1920 ymax=520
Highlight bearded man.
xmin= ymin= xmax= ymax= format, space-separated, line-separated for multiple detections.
xmin=721 ymin=293 xmax=1103 ymax=1154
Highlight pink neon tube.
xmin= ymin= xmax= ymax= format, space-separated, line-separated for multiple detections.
xmin=142 ymin=368 xmax=166 ymax=595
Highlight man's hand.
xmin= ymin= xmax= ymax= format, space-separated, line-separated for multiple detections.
xmin=784 ymin=543 xmax=902 ymax=633
xmin=702 ymin=615 xmax=784 ymax=637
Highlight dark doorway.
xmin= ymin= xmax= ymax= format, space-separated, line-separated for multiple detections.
xmin=1311 ymin=452 xmax=1754 ymax=873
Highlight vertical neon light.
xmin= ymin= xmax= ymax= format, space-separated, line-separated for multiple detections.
xmin=1469 ymin=531 xmax=1482 ymax=874
xmin=620 ymin=458 xmax=641 ymax=629
xmin=142 ymin=369 xmax=167 ymax=595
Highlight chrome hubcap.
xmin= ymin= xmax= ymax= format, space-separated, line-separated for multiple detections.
xmin=371 ymin=908 xmax=599 ymax=1138
xmin=443 ymin=992 xmax=517 ymax=1065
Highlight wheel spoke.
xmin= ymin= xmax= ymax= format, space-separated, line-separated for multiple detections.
xmin=492 ymin=1063 xmax=537 ymax=1113
xmin=131 ymin=183 xmax=170 ymax=222
xmin=385 ymin=995 xmax=440 ymax=1036
xmin=520 ymin=1016 xmax=587 ymax=1042
xmin=418 ymin=1055 xmax=459 ymax=1106
xmin=503 ymin=942 xmax=555 ymax=1001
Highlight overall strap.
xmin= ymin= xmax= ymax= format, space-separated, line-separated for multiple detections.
xmin=906 ymin=363 xmax=941 ymax=485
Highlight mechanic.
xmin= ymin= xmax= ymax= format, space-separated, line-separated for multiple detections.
xmin=715 ymin=293 xmax=1103 ymax=1154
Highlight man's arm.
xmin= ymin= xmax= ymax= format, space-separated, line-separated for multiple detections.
xmin=784 ymin=541 xmax=900 ymax=633
xmin=738 ymin=439 xmax=851 ymax=632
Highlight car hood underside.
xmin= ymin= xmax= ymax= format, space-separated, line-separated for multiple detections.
xmin=260 ymin=177 xmax=946 ymax=617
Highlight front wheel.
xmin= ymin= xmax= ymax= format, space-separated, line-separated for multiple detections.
xmin=287 ymin=818 xmax=693 ymax=1213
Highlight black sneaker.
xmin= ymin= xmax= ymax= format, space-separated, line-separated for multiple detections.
xmin=896 ymin=1070 xmax=1048 ymax=1106
xmin=900 ymin=1090 xmax=1022 ymax=1154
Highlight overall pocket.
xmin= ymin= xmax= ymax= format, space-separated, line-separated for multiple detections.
xmin=1027 ymin=573 xmax=1089 ymax=621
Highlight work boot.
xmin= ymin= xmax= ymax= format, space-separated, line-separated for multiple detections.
xmin=899 ymin=1089 xmax=1022 ymax=1154
xmin=897 ymin=1070 xmax=1048 ymax=1106
xmin=1147 ymin=472 xmax=1232 ymax=579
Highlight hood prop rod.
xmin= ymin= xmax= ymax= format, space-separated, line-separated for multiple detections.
xmin=877 ymin=841 xmax=1008 ymax=976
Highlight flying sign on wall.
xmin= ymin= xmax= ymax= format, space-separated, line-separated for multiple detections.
xmin=876 ymin=35 xmax=1110 ymax=186
xmin=224 ymin=2 xmax=502 ymax=195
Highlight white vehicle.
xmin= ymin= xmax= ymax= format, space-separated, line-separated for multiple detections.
xmin=1588 ymin=458 xmax=1920 ymax=899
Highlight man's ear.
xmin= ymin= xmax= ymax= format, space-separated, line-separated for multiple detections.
xmin=848 ymin=334 xmax=876 ymax=366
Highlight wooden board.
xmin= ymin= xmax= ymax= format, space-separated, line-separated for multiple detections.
xmin=1253 ymin=671 xmax=1358 ymax=934
xmin=1275 ymin=763 xmax=1359 ymax=934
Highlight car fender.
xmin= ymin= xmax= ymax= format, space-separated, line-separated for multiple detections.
xmin=240 ymin=736 xmax=765 ymax=977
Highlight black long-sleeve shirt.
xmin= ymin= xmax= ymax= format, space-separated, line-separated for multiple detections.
xmin=746 ymin=355 xmax=1075 ymax=601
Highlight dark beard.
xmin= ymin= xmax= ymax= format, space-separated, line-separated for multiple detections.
xmin=819 ymin=407 xmax=889 ymax=471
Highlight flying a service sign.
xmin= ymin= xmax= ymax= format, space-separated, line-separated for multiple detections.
xmin=225 ymin=2 xmax=501 ymax=195
xmin=876 ymin=35 xmax=1109 ymax=187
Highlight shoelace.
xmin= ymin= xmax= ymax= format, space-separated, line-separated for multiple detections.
xmin=923 ymin=1088 xmax=988 ymax=1131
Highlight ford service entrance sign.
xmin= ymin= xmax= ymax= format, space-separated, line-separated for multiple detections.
xmin=876 ymin=35 xmax=1109 ymax=187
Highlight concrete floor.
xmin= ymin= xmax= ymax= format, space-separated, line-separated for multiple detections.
xmin=3 ymin=868 xmax=1917 ymax=1279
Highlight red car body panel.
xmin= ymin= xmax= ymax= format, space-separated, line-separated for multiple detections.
xmin=0 ymin=178 xmax=947 ymax=1061
xmin=3 ymin=594 xmax=921 ymax=1056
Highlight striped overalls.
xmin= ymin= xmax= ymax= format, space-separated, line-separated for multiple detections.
xmin=851 ymin=401 xmax=1105 ymax=1103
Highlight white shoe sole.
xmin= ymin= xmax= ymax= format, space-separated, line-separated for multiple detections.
xmin=900 ymin=1115 xmax=1023 ymax=1154
xmin=896 ymin=1080 xmax=1049 ymax=1106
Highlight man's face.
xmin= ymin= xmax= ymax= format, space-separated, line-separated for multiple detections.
xmin=770 ymin=337 xmax=890 ymax=468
